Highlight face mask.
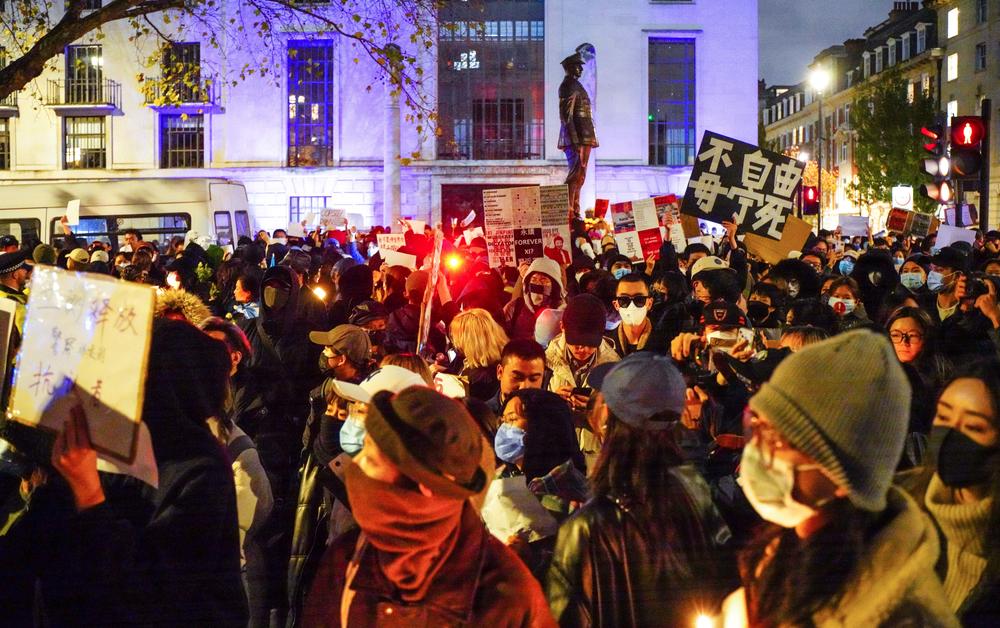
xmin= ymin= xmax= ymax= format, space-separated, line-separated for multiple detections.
xmin=340 ymin=415 xmax=367 ymax=456
xmin=746 ymin=300 xmax=771 ymax=326
xmin=494 ymin=423 xmax=526 ymax=464
xmin=900 ymin=272 xmax=925 ymax=291
xmin=927 ymin=270 xmax=953 ymax=293
xmin=929 ymin=426 xmax=998 ymax=488
xmin=263 ymin=285 xmax=288 ymax=309
xmin=367 ymin=244 xmax=379 ymax=257
xmin=838 ymin=259 xmax=855 ymax=276
xmin=612 ymin=267 xmax=630 ymax=280
xmin=868 ymin=271 xmax=883 ymax=287
xmin=526 ymin=281 xmax=552 ymax=307
xmin=894 ymin=258 xmax=905 ymax=271
xmin=786 ymin=279 xmax=801 ymax=299
xmin=575 ymin=272 xmax=587 ymax=285
xmin=271 ymin=237 xmax=288 ymax=247
xmin=367 ymin=329 xmax=386 ymax=347
xmin=619 ymin=303 xmax=648 ymax=326
xmin=827 ymin=296 xmax=856 ymax=316
xmin=739 ymin=441 xmax=821 ymax=528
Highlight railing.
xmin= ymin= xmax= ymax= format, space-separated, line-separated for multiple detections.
xmin=143 ymin=76 xmax=218 ymax=106
xmin=0 ymin=91 xmax=15 ymax=107
xmin=45 ymin=79 xmax=121 ymax=108
xmin=437 ymin=120 xmax=545 ymax=160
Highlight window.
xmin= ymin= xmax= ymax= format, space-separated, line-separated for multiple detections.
xmin=437 ymin=0 xmax=544 ymax=160
xmin=902 ymin=34 xmax=910 ymax=61
xmin=648 ymin=38 xmax=696 ymax=166
xmin=863 ymin=53 xmax=871 ymax=78
xmin=888 ymin=40 xmax=896 ymax=67
xmin=289 ymin=196 xmax=329 ymax=223
xmin=287 ymin=39 xmax=335 ymax=167
xmin=235 ymin=210 xmax=251 ymax=240
xmin=0 ymin=118 xmax=8 ymax=170
xmin=978 ymin=0 xmax=988 ymax=24
xmin=907 ymin=81 xmax=915 ymax=103
xmin=64 ymin=116 xmax=105 ymax=169
xmin=948 ymin=53 xmax=959 ymax=81
xmin=947 ymin=100 xmax=958 ymax=123
xmin=84 ymin=0 xmax=102 ymax=8
xmin=916 ymin=25 xmax=927 ymax=53
xmin=948 ymin=8 xmax=959 ymax=38
xmin=214 ymin=212 xmax=233 ymax=246
xmin=160 ymin=113 xmax=204 ymax=168
xmin=51 ymin=215 xmax=190 ymax=252
xmin=65 ymin=44 xmax=103 ymax=104
xmin=875 ymin=47 xmax=883 ymax=73
xmin=162 ymin=42 xmax=202 ymax=101
xmin=921 ymin=72 xmax=931 ymax=95
xmin=976 ymin=43 xmax=987 ymax=71
xmin=0 ymin=219 xmax=40 ymax=247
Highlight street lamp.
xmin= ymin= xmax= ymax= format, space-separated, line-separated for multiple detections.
xmin=810 ymin=68 xmax=830 ymax=231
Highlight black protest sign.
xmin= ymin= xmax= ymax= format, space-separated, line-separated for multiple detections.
xmin=681 ymin=131 xmax=804 ymax=239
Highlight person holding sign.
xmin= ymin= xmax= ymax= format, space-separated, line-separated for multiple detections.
xmin=503 ymin=258 xmax=565 ymax=342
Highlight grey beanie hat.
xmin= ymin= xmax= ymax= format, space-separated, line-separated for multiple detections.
xmin=748 ymin=329 xmax=910 ymax=512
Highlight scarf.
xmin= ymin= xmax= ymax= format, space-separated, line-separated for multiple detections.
xmin=344 ymin=459 xmax=463 ymax=602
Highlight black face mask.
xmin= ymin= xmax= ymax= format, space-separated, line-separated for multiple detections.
xmin=368 ymin=330 xmax=386 ymax=347
xmin=929 ymin=426 xmax=998 ymax=488
xmin=746 ymin=300 xmax=771 ymax=326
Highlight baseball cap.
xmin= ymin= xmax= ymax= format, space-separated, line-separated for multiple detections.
xmin=348 ymin=300 xmax=388 ymax=327
xmin=932 ymin=246 xmax=970 ymax=273
xmin=689 ymin=255 xmax=731 ymax=280
xmin=68 ymin=248 xmax=90 ymax=264
xmin=595 ymin=353 xmax=686 ymax=430
xmin=699 ymin=300 xmax=748 ymax=328
xmin=90 ymin=250 xmax=110 ymax=264
xmin=309 ymin=324 xmax=371 ymax=365
xmin=332 ymin=364 xmax=427 ymax=404
xmin=0 ymin=235 xmax=18 ymax=249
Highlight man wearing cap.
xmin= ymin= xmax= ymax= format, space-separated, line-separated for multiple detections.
xmin=302 ymin=387 xmax=555 ymax=627
xmin=925 ymin=246 xmax=968 ymax=324
xmin=546 ymin=353 xmax=732 ymax=626
xmin=558 ymin=52 xmax=598 ymax=220
xmin=348 ymin=300 xmax=389 ymax=361
xmin=310 ymin=324 xmax=373 ymax=384
xmin=67 ymin=248 xmax=90 ymax=272
xmin=547 ymin=294 xmax=619 ymax=411
xmin=0 ymin=235 xmax=18 ymax=254
xmin=0 ymin=249 xmax=32 ymax=347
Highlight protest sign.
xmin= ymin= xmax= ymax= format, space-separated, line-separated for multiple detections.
xmin=66 ymin=199 xmax=81 ymax=226
xmin=484 ymin=185 xmax=570 ymax=268
xmin=417 ymin=231 xmax=444 ymax=354
xmin=595 ymin=198 xmax=610 ymax=220
xmin=743 ymin=215 xmax=813 ymax=265
xmin=286 ymin=222 xmax=307 ymax=238
xmin=481 ymin=475 xmax=559 ymax=543
xmin=681 ymin=131 xmax=803 ymax=238
xmin=376 ymin=233 xmax=406 ymax=252
xmin=838 ymin=215 xmax=870 ymax=238
xmin=406 ymin=219 xmax=427 ymax=234
xmin=461 ymin=226 xmax=485 ymax=246
xmin=10 ymin=267 xmax=155 ymax=465
xmin=611 ymin=197 xmax=663 ymax=262
xmin=320 ymin=209 xmax=346 ymax=229
xmin=0 ymin=298 xmax=15 ymax=403
xmin=936 ymin=224 xmax=977 ymax=248
xmin=886 ymin=208 xmax=938 ymax=237
xmin=382 ymin=249 xmax=417 ymax=270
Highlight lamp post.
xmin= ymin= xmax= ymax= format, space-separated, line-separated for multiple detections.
xmin=797 ymin=150 xmax=810 ymax=219
xmin=810 ymin=68 xmax=830 ymax=231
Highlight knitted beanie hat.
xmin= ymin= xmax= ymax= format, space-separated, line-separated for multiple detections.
xmin=749 ymin=329 xmax=910 ymax=512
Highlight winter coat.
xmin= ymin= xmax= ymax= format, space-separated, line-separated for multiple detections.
xmin=719 ymin=487 xmax=959 ymax=627
xmin=545 ymin=465 xmax=734 ymax=627
xmin=545 ymin=333 xmax=620 ymax=393
xmin=301 ymin=503 xmax=556 ymax=627
xmin=504 ymin=258 xmax=565 ymax=341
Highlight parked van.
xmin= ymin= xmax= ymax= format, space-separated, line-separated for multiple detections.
xmin=0 ymin=178 xmax=252 ymax=251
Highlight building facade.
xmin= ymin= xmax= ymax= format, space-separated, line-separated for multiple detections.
xmin=760 ymin=1 xmax=939 ymax=229
xmin=0 ymin=0 xmax=758 ymax=233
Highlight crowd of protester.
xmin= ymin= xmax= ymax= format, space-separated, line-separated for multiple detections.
xmin=1 ymin=206 xmax=999 ymax=627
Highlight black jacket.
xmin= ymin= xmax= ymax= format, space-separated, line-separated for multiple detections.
xmin=545 ymin=465 xmax=735 ymax=627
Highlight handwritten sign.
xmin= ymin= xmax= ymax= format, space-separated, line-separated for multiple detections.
xmin=681 ymin=131 xmax=803 ymax=239
xmin=610 ymin=197 xmax=663 ymax=262
xmin=10 ymin=267 xmax=154 ymax=464
xmin=376 ymin=233 xmax=406 ymax=252
xmin=483 ymin=185 xmax=571 ymax=268
xmin=321 ymin=209 xmax=347 ymax=229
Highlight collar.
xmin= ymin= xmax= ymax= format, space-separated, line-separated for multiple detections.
xmin=348 ymin=503 xmax=487 ymax=622
xmin=617 ymin=319 xmax=651 ymax=349
xmin=0 ymin=284 xmax=25 ymax=298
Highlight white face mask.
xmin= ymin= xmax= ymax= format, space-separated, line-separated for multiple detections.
xmin=827 ymin=296 xmax=856 ymax=316
xmin=738 ymin=441 xmax=821 ymax=528
xmin=619 ymin=303 xmax=648 ymax=326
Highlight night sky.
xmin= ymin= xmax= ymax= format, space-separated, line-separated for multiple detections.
xmin=759 ymin=0 xmax=894 ymax=86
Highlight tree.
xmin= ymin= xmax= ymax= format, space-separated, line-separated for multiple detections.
xmin=849 ymin=67 xmax=937 ymax=215
xmin=0 ymin=0 xmax=442 ymax=134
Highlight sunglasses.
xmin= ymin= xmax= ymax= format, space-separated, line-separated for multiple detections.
xmin=615 ymin=295 xmax=650 ymax=308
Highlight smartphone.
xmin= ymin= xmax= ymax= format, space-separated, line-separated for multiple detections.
xmin=572 ymin=386 xmax=593 ymax=397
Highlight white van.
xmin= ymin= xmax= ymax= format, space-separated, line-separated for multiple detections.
xmin=0 ymin=178 xmax=252 ymax=251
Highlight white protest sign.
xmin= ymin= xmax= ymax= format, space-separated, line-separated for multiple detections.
xmin=321 ymin=209 xmax=346 ymax=229
xmin=66 ymin=199 xmax=81 ymax=226
xmin=407 ymin=219 xmax=427 ymax=233
xmin=383 ymin=249 xmax=417 ymax=270
xmin=481 ymin=475 xmax=559 ymax=543
xmin=462 ymin=226 xmax=485 ymax=246
xmin=540 ymin=185 xmax=572 ymax=265
xmin=376 ymin=233 xmax=406 ymax=252
xmin=286 ymin=221 xmax=307 ymax=238
xmin=11 ymin=267 xmax=155 ymax=465
xmin=936 ymin=224 xmax=977 ymax=248
xmin=838 ymin=215 xmax=870 ymax=238
xmin=483 ymin=188 xmax=517 ymax=268
xmin=302 ymin=211 xmax=316 ymax=227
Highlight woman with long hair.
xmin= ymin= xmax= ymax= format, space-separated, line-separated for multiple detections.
xmin=886 ymin=307 xmax=952 ymax=441
xmin=449 ymin=308 xmax=509 ymax=401
xmin=721 ymin=330 xmax=957 ymax=627
xmin=546 ymin=353 xmax=733 ymax=626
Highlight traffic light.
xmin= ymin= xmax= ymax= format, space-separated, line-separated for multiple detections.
xmin=950 ymin=116 xmax=986 ymax=177
xmin=919 ymin=123 xmax=954 ymax=203
xmin=803 ymin=186 xmax=820 ymax=215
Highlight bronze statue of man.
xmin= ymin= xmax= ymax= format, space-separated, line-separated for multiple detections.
xmin=558 ymin=52 xmax=598 ymax=221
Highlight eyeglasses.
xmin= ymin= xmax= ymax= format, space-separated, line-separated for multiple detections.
xmin=615 ymin=295 xmax=650 ymax=308
xmin=889 ymin=331 xmax=924 ymax=345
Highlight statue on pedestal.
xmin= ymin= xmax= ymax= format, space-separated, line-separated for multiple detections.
xmin=558 ymin=50 xmax=599 ymax=222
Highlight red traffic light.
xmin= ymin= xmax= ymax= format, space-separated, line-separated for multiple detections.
xmin=805 ymin=187 xmax=816 ymax=201
xmin=921 ymin=125 xmax=944 ymax=153
xmin=951 ymin=116 xmax=985 ymax=147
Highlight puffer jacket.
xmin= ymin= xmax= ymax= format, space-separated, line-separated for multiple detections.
xmin=545 ymin=333 xmax=620 ymax=393
xmin=545 ymin=465 xmax=734 ymax=627
xmin=719 ymin=487 xmax=959 ymax=627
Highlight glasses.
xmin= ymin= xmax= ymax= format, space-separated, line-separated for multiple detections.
xmin=746 ymin=411 xmax=787 ymax=469
xmin=889 ymin=331 xmax=924 ymax=345
xmin=615 ymin=295 xmax=650 ymax=308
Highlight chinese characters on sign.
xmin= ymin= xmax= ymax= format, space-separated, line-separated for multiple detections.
xmin=10 ymin=267 xmax=155 ymax=464
xmin=611 ymin=198 xmax=663 ymax=263
xmin=483 ymin=185 xmax=572 ymax=268
xmin=681 ymin=131 xmax=804 ymax=239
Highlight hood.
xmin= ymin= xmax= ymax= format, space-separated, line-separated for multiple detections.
xmin=259 ymin=265 xmax=302 ymax=335
xmin=154 ymin=289 xmax=213 ymax=328
xmin=522 ymin=257 xmax=565 ymax=312
xmin=143 ymin=319 xmax=231 ymax=463
xmin=337 ymin=264 xmax=374 ymax=304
